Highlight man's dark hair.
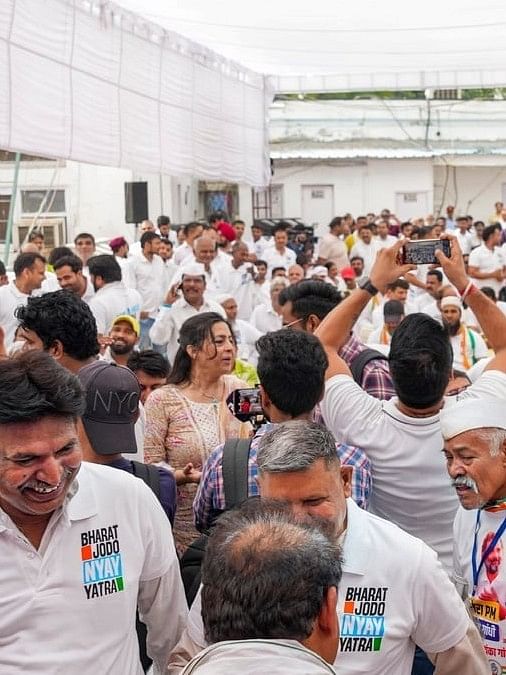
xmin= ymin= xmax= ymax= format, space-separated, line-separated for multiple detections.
xmin=140 ymin=231 xmax=161 ymax=248
xmin=209 ymin=210 xmax=227 ymax=225
xmin=0 ymin=350 xmax=85 ymax=424
xmin=481 ymin=286 xmax=497 ymax=301
xmin=389 ymin=313 xmax=452 ymax=409
xmin=15 ymin=290 xmax=100 ymax=361
xmin=350 ymin=255 xmax=364 ymax=264
xmin=53 ymin=255 xmax=83 ymax=274
xmin=328 ymin=216 xmax=342 ymax=230
xmin=48 ymin=246 xmax=73 ymax=266
xmin=0 ymin=261 xmax=5 ymax=276
xmin=183 ymin=222 xmax=202 ymax=237
xmin=87 ymin=255 xmax=122 ymax=283
xmin=279 ymin=280 xmax=341 ymax=323
xmin=387 ymin=278 xmax=409 ymax=292
xmin=13 ymin=252 xmax=46 ymax=277
xmin=127 ymin=350 xmax=170 ymax=378
xmin=232 ymin=219 xmax=245 ymax=227
xmin=201 ymin=499 xmax=342 ymax=644
xmin=255 ymin=259 xmax=267 ymax=269
xmin=483 ymin=223 xmax=501 ymax=243
xmin=28 ymin=229 xmax=44 ymax=242
xmin=157 ymin=215 xmax=171 ymax=226
xmin=271 ymin=266 xmax=286 ymax=277
xmin=159 ymin=237 xmax=173 ymax=249
xmin=417 ymin=226 xmax=432 ymax=240
xmin=74 ymin=232 xmax=95 ymax=245
xmin=427 ymin=269 xmax=443 ymax=283
xmin=272 ymin=223 xmax=288 ymax=235
xmin=256 ymin=330 xmax=328 ymax=416
xmin=384 ymin=299 xmax=404 ymax=319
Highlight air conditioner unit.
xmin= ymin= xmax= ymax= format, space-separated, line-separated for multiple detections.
xmin=16 ymin=217 xmax=67 ymax=251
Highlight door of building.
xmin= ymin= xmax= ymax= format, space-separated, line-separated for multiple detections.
xmin=301 ymin=185 xmax=334 ymax=239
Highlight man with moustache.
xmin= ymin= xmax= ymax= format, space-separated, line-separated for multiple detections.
xmin=0 ymin=351 xmax=187 ymax=674
xmin=104 ymin=315 xmax=140 ymax=367
xmin=169 ymin=421 xmax=488 ymax=675
xmin=440 ymin=295 xmax=488 ymax=371
xmin=442 ymin=398 xmax=506 ymax=674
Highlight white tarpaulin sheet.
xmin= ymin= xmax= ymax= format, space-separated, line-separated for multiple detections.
xmin=115 ymin=0 xmax=506 ymax=93
xmin=0 ymin=0 xmax=272 ymax=185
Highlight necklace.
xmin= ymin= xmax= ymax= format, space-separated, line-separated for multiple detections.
xmin=188 ymin=379 xmax=223 ymax=403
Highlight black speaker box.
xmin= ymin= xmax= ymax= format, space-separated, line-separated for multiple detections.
xmin=124 ymin=182 xmax=148 ymax=223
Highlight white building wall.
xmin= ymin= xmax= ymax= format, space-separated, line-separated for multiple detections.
xmin=433 ymin=162 xmax=506 ymax=220
xmin=273 ymin=158 xmax=434 ymax=225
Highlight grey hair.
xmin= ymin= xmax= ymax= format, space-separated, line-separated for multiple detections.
xmin=474 ymin=428 xmax=506 ymax=458
xmin=257 ymin=421 xmax=339 ymax=474
xmin=193 ymin=236 xmax=216 ymax=251
xmin=270 ymin=277 xmax=290 ymax=292
xmin=201 ymin=498 xmax=342 ymax=644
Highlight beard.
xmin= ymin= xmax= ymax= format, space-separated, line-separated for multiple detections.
xmin=443 ymin=320 xmax=460 ymax=336
xmin=110 ymin=341 xmax=133 ymax=356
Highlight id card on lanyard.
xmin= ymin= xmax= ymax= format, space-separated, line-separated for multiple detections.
xmin=469 ymin=509 xmax=506 ymax=631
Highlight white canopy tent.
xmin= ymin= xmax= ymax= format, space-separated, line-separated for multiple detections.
xmin=2 ymin=0 xmax=506 ymax=188
xmin=0 ymin=0 xmax=272 ymax=185
xmin=115 ymin=0 xmax=506 ymax=92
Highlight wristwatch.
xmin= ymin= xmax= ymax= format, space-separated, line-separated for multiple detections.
xmin=358 ymin=277 xmax=379 ymax=296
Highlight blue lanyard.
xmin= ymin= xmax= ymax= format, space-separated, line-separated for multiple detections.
xmin=472 ymin=509 xmax=506 ymax=594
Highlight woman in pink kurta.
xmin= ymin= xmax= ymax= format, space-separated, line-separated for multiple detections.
xmin=144 ymin=312 xmax=249 ymax=553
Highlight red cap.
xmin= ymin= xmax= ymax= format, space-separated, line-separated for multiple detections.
xmin=109 ymin=236 xmax=128 ymax=250
xmin=340 ymin=266 xmax=356 ymax=280
xmin=216 ymin=221 xmax=236 ymax=242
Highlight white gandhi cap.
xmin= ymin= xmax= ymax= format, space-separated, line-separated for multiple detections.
xmin=440 ymin=398 xmax=506 ymax=440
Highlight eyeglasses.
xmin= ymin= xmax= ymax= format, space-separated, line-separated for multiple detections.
xmin=282 ymin=317 xmax=304 ymax=329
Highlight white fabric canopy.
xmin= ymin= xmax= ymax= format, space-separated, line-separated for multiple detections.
xmin=0 ymin=0 xmax=272 ymax=185
xmin=115 ymin=0 xmax=506 ymax=92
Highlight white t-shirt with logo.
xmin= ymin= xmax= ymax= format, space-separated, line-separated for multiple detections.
xmin=0 ymin=462 xmax=187 ymax=674
xmin=321 ymin=370 xmax=506 ymax=574
xmin=454 ymin=507 xmax=506 ymax=674
xmin=175 ymin=500 xmax=470 ymax=675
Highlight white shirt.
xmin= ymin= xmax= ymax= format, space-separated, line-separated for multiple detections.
xmin=367 ymin=325 xmax=392 ymax=346
xmin=149 ymin=298 xmax=226 ymax=364
xmin=375 ymin=234 xmax=398 ymax=250
xmin=88 ymin=281 xmax=142 ymax=335
xmin=468 ymin=244 xmax=505 ymax=295
xmin=250 ymin=303 xmax=282 ymax=334
xmin=173 ymin=242 xmax=194 ymax=266
xmin=263 ymin=247 xmax=297 ymax=275
xmin=231 ymin=319 xmax=262 ymax=366
xmin=454 ymin=507 xmax=506 ymax=673
xmin=216 ymin=264 xmax=255 ymax=320
xmin=0 ymin=281 xmax=29 ymax=347
xmin=349 ymin=240 xmax=380 ymax=276
xmin=124 ymin=254 xmax=166 ymax=317
xmin=321 ymin=369 xmax=506 ymax=574
xmin=0 ymin=462 xmax=187 ymax=674
xmin=249 ymin=236 xmax=270 ymax=260
xmin=455 ymin=230 xmax=474 ymax=256
xmin=449 ymin=327 xmax=489 ymax=371
xmin=177 ymin=500 xmax=471 ymax=675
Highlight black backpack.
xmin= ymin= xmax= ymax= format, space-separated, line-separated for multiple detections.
xmin=130 ymin=460 xmax=162 ymax=673
xmin=179 ymin=438 xmax=252 ymax=607
xmin=349 ymin=347 xmax=388 ymax=385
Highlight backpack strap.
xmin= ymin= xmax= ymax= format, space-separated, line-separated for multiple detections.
xmin=131 ymin=460 xmax=161 ymax=501
xmin=222 ymin=438 xmax=252 ymax=510
xmin=350 ymin=348 xmax=389 ymax=385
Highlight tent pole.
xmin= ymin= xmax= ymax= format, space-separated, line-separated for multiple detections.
xmin=3 ymin=152 xmax=21 ymax=267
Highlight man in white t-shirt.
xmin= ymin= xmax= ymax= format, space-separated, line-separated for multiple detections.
xmin=216 ymin=242 xmax=255 ymax=320
xmin=263 ymin=225 xmax=297 ymax=274
xmin=88 ymin=255 xmax=142 ymax=336
xmin=315 ymin=236 xmax=506 ymax=575
xmin=124 ymin=231 xmax=166 ymax=349
xmin=441 ymin=399 xmax=506 ymax=674
xmin=0 ymin=351 xmax=187 ymax=674
xmin=374 ymin=219 xmax=398 ymax=250
xmin=349 ymin=224 xmax=380 ymax=276
xmin=468 ymin=223 xmax=505 ymax=296
xmin=168 ymin=422 xmax=488 ymax=675
xmin=455 ymin=216 xmax=474 ymax=256
xmin=440 ymin=295 xmax=488 ymax=371
xmin=0 ymin=252 xmax=46 ymax=348
xmin=218 ymin=294 xmax=262 ymax=365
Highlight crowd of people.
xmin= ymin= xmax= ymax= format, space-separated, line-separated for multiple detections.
xmin=1 ymin=203 xmax=506 ymax=674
